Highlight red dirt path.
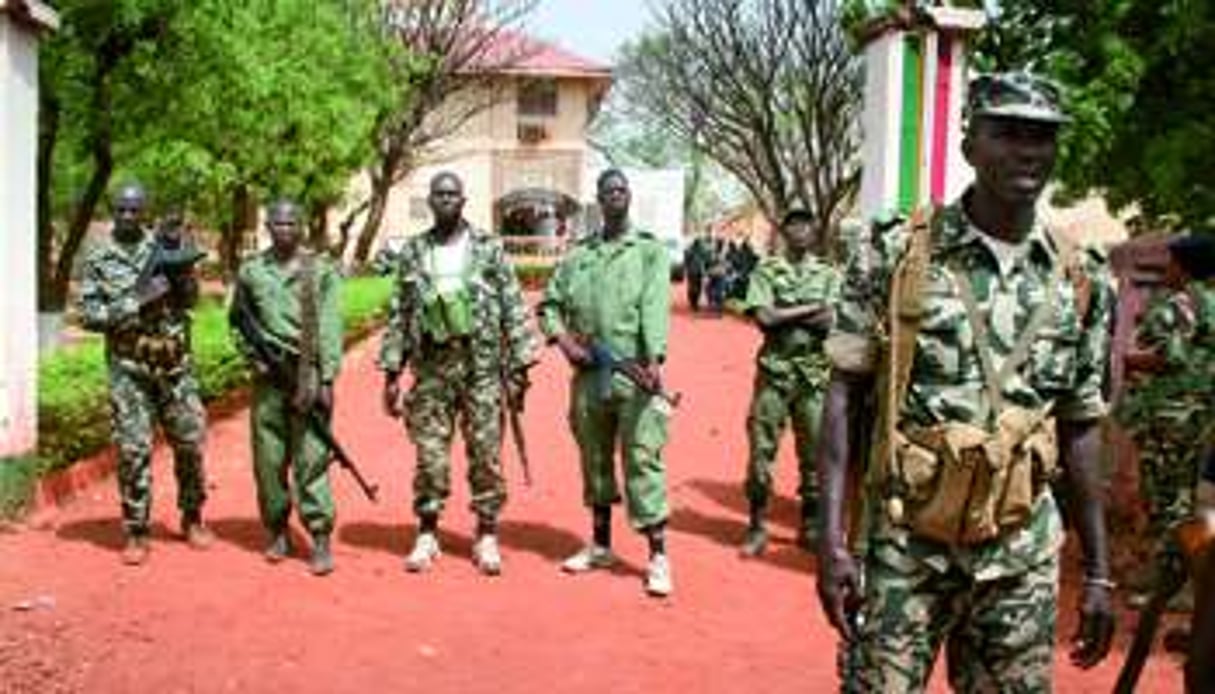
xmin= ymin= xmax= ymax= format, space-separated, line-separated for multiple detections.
xmin=0 ymin=294 xmax=1183 ymax=693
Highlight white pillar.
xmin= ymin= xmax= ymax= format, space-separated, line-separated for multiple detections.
xmin=0 ymin=2 xmax=59 ymax=457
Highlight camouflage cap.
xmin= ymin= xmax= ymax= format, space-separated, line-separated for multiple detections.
xmin=966 ymin=72 xmax=1069 ymax=125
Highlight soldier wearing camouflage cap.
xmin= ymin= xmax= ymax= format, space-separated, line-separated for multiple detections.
xmin=77 ymin=183 xmax=213 ymax=565
xmin=817 ymin=72 xmax=1116 ymax=690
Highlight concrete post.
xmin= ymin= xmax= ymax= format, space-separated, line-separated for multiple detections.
xmin=0 ymin=1 xmax=59 ymax=457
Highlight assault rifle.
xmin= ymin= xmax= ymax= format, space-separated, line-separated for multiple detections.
xmin=582 ymin=340 xmax=682 ymax=408
xmin=229 ymin=286 xmax=379 ymax=503
xmin=136 ymin=220 xmax=207 ymax=309
xmin=499 ymin=355 xmax=533 ymax=487
xmin=1115 ymin=512 xmax=1215 ymax=693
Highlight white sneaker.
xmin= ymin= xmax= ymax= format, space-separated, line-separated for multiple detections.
xmin=472 ymin=534 xmax=502 ymax=576
xmin=404 ymin=532 xmax=441 ymax=572
xmin=645 ymin=553 xmax=673 ymax=597
xmin=560 ymin=544 xmax=616 ymax=573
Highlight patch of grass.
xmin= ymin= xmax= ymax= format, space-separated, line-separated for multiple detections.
xmin=0 ymin=456 xmax=46 ymax=520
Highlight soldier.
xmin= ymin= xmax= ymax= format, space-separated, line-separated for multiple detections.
xmin=739 ymin=209 xmax=841 ymax=557
xmin=379 ymin=172 xmax=537 ymax=576
xmin=816 ymin=72 xmax=1116 ymax=691
xmin=78 ymin=183 xmax=212 ymax=565
xmin=231 ymin=199 xmax=343 ymax=576
xmin=537 ymin=168 xmax=674 ymax=597
xmin=1120 ymin=235 xmax=1215 ymax=597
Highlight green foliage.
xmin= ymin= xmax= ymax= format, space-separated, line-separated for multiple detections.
xmin=36 ymin=276 xmax=392 ymax=473
xmin=0 ymin=457 xmax=48 ymax=520
xmin=975 ymin=1 xmax=1215 ymax=232
xmin=513 ymin=262 xmax=556 ymax=291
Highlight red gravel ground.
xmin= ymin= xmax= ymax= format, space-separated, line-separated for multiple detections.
xmin=0 ymin=293 xmax=1184 ymax=693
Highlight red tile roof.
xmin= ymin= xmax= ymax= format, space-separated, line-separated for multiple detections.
xmin=472 ymin=29 xmax=612 ymax=79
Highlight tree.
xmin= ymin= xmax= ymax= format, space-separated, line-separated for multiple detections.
xmin=37 ymin=0 xmax=396 ymax=303
xmin=613 ymin=0 xmax=862 ymax=234
xmin=339 ymin=0 xmax=537 ymax=265
xmin=36 ymin=0 xmax=178 ymax=312
xmin=974 ymin=0 xmax=1215 ymax=232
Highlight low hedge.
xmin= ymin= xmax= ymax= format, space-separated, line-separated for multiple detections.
xmin=515 ymin=262 xmax=555 ymax=291
xmin=29 ymin=275 xmax=393 ymax=497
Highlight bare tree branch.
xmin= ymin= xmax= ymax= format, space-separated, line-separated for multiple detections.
xmin=616 ymin=0 xmax=861 ymax=236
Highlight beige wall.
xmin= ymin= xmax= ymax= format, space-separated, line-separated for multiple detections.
xmin=343 ymin=72 xmax=608 ymax=256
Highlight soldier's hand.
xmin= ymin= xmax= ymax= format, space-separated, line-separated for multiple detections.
xmin=638 ymin=363 xmax=663 ymax=393
xmin=138 ymin=275 xmax=172 ymax=308
xmin=555 ymin=333 xmax=591 ymax=367
xmin=507 ymin=368 xmax=531 ymax=411
xmin=817 ymin=544 xmax=863 ymax=641
xmin=383 ymin=379 xmax=404 ymax=418
xmin=316 ymin=384 xmax=334 ymax=414
xmin=1069 ymin=581 xmax=1116 ymax=668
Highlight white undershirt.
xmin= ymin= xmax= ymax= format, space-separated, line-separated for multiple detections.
xmin=430 ymin=229 xmax=471 ymax=293
xmin=979 ymin=232 xmax=1030 ymax=278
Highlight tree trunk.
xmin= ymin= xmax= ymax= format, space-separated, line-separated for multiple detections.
xmin=36 ymin=88 xmax=61 ymax=312
xmin=353 ymin=185 xmax=391 ymax=266
xmin=220 ymin=185 xmax=254 ymax=281
xmin=308 ymin=200 xmax=332 ymax=254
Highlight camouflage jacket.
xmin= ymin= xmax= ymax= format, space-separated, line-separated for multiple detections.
xmin=742 ymin=253 xmax=841 ymax=390
xmin=78 ymin=233 xmax=195 ymax=373
xmin=1118 ymin=282 xmax=1215 ymax=436
xmin=826 ymin=198 xmax=1115 ymax=579
xmin=378 ymin=225 xmax=538 ymax=377
xmin=537 ymin=226 xmax=670 ymax=363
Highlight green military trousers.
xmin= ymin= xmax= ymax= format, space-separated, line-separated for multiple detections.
xmin=744 ymin=371 xmax=822 ymax=508
xmin=569 ymin=370 xmax=670 ymax=530
xmin=405 ymin=345 xmax=506 ymax=520
xmin=250 ymin=380 xmax=335 ymax=536
xmin=108 ymin=362 xmax=207 ymax=536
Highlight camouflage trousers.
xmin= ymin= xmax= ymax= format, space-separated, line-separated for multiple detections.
xmin=406 ymin=348 xmax=506 ymax=520
xmin=108 ymin=362 xmax=207 ymax=536
xmin=744 ymin=371 xmax=822 ymax=508
xmin=1138 ymin=433 xmax=1200 ymax=539
xmin=250 ymin=380 xmax=335 ymax=536
xmin=857 ymin=540 xmax=1059 ymax=693
xmin=569 ymin=370 xmax=670 ymax=530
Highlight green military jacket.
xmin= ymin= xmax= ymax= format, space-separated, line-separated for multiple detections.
xmin=1118 ymin=282 xmax=1215 ymax=435
xmin=742 ymin=253 xmax=841 ymax=389
xmin=378 ymin=225 xmax=537 ymax=376
xmin=537 ymin=226 xmax=670 ymax=363
xmin=826 ymin=197 xmax=1115 ymax=579
xmin=78 ymin=233 xmax=194 ymax=371
xmin=234 ymin=250 xmax=344 ymax=384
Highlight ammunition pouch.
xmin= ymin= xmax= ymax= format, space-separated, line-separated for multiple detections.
xmin=112 ymin=331 xmax=188 ymax=372
xmin=887 ymin=406 xmax=1057 ymax=546
xmin=420 ymin=287 xmax=474 ymax=344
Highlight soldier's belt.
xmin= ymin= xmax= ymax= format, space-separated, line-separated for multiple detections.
xmin=885 ymin=406 xmax=1057 ymax=546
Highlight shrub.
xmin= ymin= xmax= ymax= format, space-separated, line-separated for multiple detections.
xmin=0 ymin=456 xmax=46 ymax=520
xmin=36 ymin=276 xmax=393 ymax=474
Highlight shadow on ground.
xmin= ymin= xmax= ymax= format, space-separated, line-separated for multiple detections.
xmin=667 ymin=506 xmax=812 ymax=575
xmin=56 ymin=517 xmax=175 ymax=552
xmin=683 ymin=478 xmax=803 ymax=531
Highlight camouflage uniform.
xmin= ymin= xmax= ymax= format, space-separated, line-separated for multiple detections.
xmin=742 ymin=253 xmax=841 ymax=514
xmin=825 ymin=201 xmax=1113 ymax=691
xmin=537 ymin=226 xmax=672 ymax=530
xmin=378 ymin=226 xmax=537 ymax=521
xmin=78 ymin=236 xmax=207 ymax=537
xmin=233 ymin=251 xmax=343 ymax=536
xmin=1119 ymin=283 xmax=1215 ymax=545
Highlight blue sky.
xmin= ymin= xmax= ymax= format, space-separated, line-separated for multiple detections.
xmin=527 ymin=0 xmax=655 ymax=65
